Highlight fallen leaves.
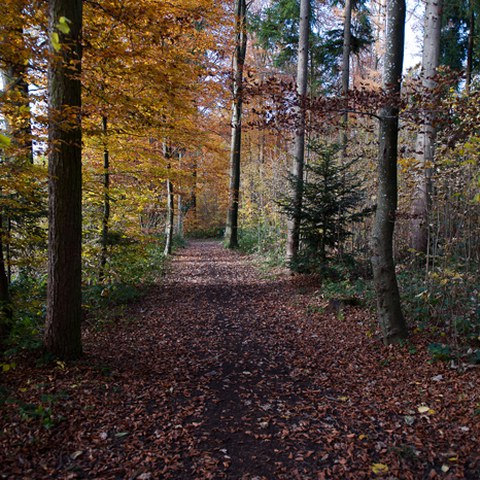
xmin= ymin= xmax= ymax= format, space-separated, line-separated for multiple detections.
xmin=1 ymin=241 xmax=479 ymax=479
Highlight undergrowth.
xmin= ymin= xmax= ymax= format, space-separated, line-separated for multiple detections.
xmin=240 ymin=228 xmax=479 ymax=363
xmin=3 ymin=234 xmax=180 ymax=357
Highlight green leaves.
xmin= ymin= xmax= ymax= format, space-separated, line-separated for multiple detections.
xmin=51 ymin=32 xmax=61 ymax=51
xmin=57 ymin=16 xmax=71 ymax=34
xmin=0 ymin=133 xmax=11 ymax=147
xmin=51 ymin=16 xmax=71 ymax=51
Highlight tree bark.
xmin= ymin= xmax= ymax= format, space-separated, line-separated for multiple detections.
xmin=371 ymin=0 xmax=408 ymax=344
xmin=465 ymin=4 xmax=475 ymax=93
xmin=286 ymin=0 xmax=310 ymax=264
xmin=163 ymin=144 xmax=174 ymax=256
xmin=164 ymin=176 xmax=174 ymax=256
xmin=0 ymin=214 xmax=12 ymax=350
xmin=225 ymin=0 xmax=247 ymax=249
xmin=340 ymin=0 xmax=353 ymax=152
xmin=410 ymin=0 xmax=443 ymax=253
xmin=99 ymin=116 xmax=110 ymax=282
xmin=44 ymin=0 xmax=83 ymax=359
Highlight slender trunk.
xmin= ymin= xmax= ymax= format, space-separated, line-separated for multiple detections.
xmin=191 ymin=156 xmax=197 ymax=221
xmin=286 ymin=0 xmax=310 ymax=264
xmin=341 ymin=0 xmax=353 ymax=153
xmin=0 ymin=214 xmax=12 ymax=350
xmin=371 ymin=0 xmax=408 ymax=344
xmin=225 ymin=0 xmax=247 ymax=249
xmin=1 ymin=17 xmax=34 ymax=164
xmin=99 ymin=116 xmax=110 ymax=282
xmin=44 ymin=0 xmax=83 ymax=359
xmin=177 ymin=194 xmax=184 ymax=239
xmin=466 ymin=5 xmax=475 ymax=93
xmin=164 ymin=176 xmax=174 ymax=256
xmin=410 ymin=0 xmax=443 ymax=253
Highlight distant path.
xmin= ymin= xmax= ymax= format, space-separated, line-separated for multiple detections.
xmin=1 ymin=240 xmax=478 ymax=479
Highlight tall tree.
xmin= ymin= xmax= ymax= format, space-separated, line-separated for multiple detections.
xmin=286 ymin=0 xmax=310 ymax=263
xmin=98 ymin=115 xmax=109 ymax=282
xmin=0 ymin=1 xmax=35 ymax=349
xmin=44 ymin=0 xmax=83 ymax=359
xmin=371 ymin=0 xmax=407 ymax=344
xmin=410 ymin=0 xmax=443 ymax=253
xmin=225 ymin=0 xmax=248 ymax=249
xmin=164 ymin=144 xmax=174 ymax=256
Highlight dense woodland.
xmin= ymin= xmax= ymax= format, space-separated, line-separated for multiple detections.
xmin=1 ymin=0 xmax=478 ymax=359
xmin=0 ymin=0 xmax=479 ymax=477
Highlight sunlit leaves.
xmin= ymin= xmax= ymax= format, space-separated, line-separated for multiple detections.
xmin=0 ymin=134 xmax=11 ymax=147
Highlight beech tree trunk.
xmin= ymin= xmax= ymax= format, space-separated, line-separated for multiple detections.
xmin=164 ymin=177 xmax=174 ymax=256
xmin=340 ymin=0 xmax=353 ymax=152
xmin=371 ymin=0 xmax=408 ymax=344
xmin=177 ymin=194 xmax=184 ymax=239
xmin=44 ymin=0 xmax=83 ymax=359
xmin=225 ymin=0 xmax=247 ymax=249
xmin=2 ymin=65 xmax=33 ymax=163
xmin=286 ymin=0 xmax=310 ymax=264
xmin=99 ymin=116 xmax=110 ymax=282
xmin=163 ymin=144 xmax=174 ymax=256
xmin=410 ymin=0 xmax=443 ymax=253
xmin=0 ymin=214 xmax=12 ymax=350
xmin=466 ymin=4 xmax=475 ymax=93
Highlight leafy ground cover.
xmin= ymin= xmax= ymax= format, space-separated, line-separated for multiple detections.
xmin=1 ymin=241 xmax=479 ymax=479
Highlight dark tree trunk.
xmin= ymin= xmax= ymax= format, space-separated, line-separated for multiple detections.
xmin=466 ymin=5 xmax=475 ymax=93
xmin=225 ymin=0 xmax=247 ymax=249
xmin=371 ymin=0 xmax=408 ymax=344
xmin=2 ymin=64 xmax=34 ymax=163
xmin=340 ymin=0 xmax=353 ymax=154
xmin=0 ymin=214 xmax=12 ymax=351
xmin=99 ymin=116 xmax=110 ymax=282
xmin=286 ymin=0 xmax=310 ymax=263
xmin=44 ymin=0 xmax=83 ymax=359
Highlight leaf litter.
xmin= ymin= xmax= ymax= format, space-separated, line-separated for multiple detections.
xmin=1 ymin=240 xmax=479 ymax=479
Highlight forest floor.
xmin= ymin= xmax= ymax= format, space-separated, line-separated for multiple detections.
xmin=1 ymin=240 xmax=479 ymax=479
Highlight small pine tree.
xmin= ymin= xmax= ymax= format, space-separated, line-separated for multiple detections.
xmin=281 ymin=141 xmax=370 ymax=271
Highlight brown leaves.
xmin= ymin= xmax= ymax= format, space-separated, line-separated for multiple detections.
xmin=1 ymin=241 xmax=479 ymax=478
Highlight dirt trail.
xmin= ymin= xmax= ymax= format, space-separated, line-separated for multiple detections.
xmin=1 ymin=241 xmax=479 ymax=479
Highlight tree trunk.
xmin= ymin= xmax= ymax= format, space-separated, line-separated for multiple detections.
xmin=286 ymin=0 xmax=310 ymax=264
xmin=99 ymin=116 xmax=110 ymax=282
xmin=164 ymin=177 xmax=174 ymax=256
xmin=0 ymin=214 xmax=12 ymax=350
xmin=371 ymin=0 xmax=408 ymax=344
xmin=177 ymin=194 xmax=184 ymax=239
xmin=2 ymin=65 xmax=34 ymax=163
xmin=410 ymin=0 xmax=443 ymax=253
xmin=163 ymin=144 xmax=174 ymax=256
xmin=466 ymin=4 xmax=475 ymax=93
xmin=340 ymin=0 xmax=353 ymax=152
xmin=44 ymin=0 xmax=83 ymax=359
xmin=225 ymin=0 xmax=247 ymax=249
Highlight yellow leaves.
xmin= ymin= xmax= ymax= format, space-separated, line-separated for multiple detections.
xmin=417 ymin=405 xmax=436 ymax=415
xmin=1 ymin=362 xmax=16 ymax=373
xmin=0 ymin=133 xmax=11 ymax=147
xmin=51 ymin=32 xmax=61 ymax=51
xmin=371 ymin=463 xmax=389 ymax=475
xmin=51 ymin=16 xmax=71 ymax=50
xmin=56 ymin=360 xmax=66 ymax=370
xmin=57 ymin=16 xmax=71 ymax=34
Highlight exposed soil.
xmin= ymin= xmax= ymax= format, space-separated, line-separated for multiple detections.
xmin=1 ymin=240 xmax=479 ymax=479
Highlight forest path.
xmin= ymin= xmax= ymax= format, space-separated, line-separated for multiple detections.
xmin=1 ymin=241 xmax=479 ymax=479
